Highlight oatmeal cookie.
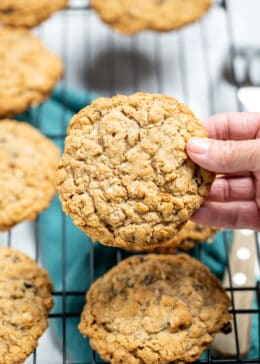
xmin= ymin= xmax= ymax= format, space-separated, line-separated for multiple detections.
xmin=0 ymin=247 xmax=53 ymax=364
xmin=0 ymin=120 xmax=59 ymax=231
xmin=79 ymin=254 xmax=231 ymax=364
xmin=91 ymin=0 xmax=212 ymax=34
xmin=0 ymin=27 xmax=63 ymax=118
xmin=57 ymin=93 xmax=215 ymax=249
xmin=125 ymin=221 xmax=218 ymax=253
xmin=0 ymin=0 xmax=68 ymax=28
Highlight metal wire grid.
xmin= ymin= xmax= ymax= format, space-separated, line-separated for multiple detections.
xmin=1 ymin=0 xmax=260 ymax=363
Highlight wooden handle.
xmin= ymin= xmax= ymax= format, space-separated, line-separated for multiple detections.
xmin=211 ymin=229 xmax=256 ymax=357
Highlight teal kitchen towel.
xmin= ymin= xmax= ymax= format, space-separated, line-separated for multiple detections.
xmin=19 ymin=86 xmax=259 ymax=362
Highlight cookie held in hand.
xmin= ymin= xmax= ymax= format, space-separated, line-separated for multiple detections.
xmin=124 ymin=221 xmax=218 ymax=253
xmin=0 ymin=247 xmax=53 ymax=364
xmin=79 ymin=254 xmax=231 ymax=364
xmin=57 ymin=93 xmax=215 ymax=249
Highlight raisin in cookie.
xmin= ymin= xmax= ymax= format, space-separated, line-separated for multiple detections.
xmin=125 ymin=221 xmax=218 ymax=253
xmin=0 ymin=27 xmax=63 ymax=118
xmin=57 ymin=93 xmax=215 ymax=249
xmin=0 ymin=247 xmax=53 ymax=364
xmin=0 ymin=120 xmax=59 ymax=231
xmin=79 ymin=254 xmax=231 ymax=364
xmin=91 ymin=0 xmax=212 ymax=34
xmin=0 ymin=0 xmax=68 ymax=28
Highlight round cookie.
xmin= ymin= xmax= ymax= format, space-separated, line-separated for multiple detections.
xmin=0 ymin=0 xmax=68 ymax=28
xmin=0 ymin=27 xmax=63 ymax=118
xmin=91 ymin=0 xmax=212 ymax=34
xmin=125 ymin=221 xmax=218 ymax=253
xmin=0 ymin=247 xmax=53 ymax=364
xmin=57 ymin=93 xmax=215 ymax=249
xmin=0 ymin=120 xmax=60 ymax=231
xmin=79 ymin=254 xmax=231 ymax=364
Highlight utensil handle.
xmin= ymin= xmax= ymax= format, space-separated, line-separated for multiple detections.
xmin=211 ymin=230 xmax=256 ymax=357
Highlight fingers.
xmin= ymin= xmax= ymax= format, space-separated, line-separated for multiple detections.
xmin=191 ymin=201 xmax=260 ymax=231
xmin=207 ymin=177 xmax=255 ymax=202
xmin=219 ymin=172 xmax=252 ymax=178
xmin=187 ymin=138 xmax=260 ymax=173
xmin=203 ymin=112 xmax=260 ymax=140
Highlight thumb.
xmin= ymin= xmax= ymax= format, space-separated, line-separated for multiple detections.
xmin=187 ymin=138 xmax=260 ymax=173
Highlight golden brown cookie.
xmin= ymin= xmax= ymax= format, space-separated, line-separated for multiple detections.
xmin=125 ymin=221 xmax=218 ymax=253
xmin=91 ymin=0 xmax=212 ymax=34
xmin=0 ymin=0 xmax=68 ymax=28
xmin=0 ymin=120 xmax=59 ymax=231
xmin=0 ymin=247 xmax=53 ymax=364
xmin=0 ymin=27 xmax=63 ymax=118
xmin=57 ymin=93 xmax=215 ymax=249
xmin=79 ymin=254 xmax=231 ymax=364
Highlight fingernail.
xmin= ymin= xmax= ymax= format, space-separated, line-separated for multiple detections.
xmin=188 ymin=138 xmax=210 ymax=154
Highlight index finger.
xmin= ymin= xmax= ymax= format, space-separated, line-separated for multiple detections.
xmin=203 ymin=112 xmax=260 ymax=141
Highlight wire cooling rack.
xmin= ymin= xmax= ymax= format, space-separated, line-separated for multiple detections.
xmin=1 ymin=0 xmax=260 ymax=363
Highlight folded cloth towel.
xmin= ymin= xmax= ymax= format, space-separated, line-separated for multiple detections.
xmin=18 ymin=86 xmax=258 ymax=362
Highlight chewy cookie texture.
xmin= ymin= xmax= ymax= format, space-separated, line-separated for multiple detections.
xmin=0 ymin=120 xmax=59 ymax=231
xmin=79 ymin=254 xmax=231 ymax=364
xmin=125 ymin=221 xmax=218 ymax=253
xmin=91 ymin=0 xmax=212 ymax=34
xmin=0 ymin=247 xmax=53 ymax=364
xmin=57 ymin=93 xmax=215 ymax=249
xmin=0 ymin=0 xmax=68 ymax=28
xmin=0 ymin=27 xmax=63 ymax=118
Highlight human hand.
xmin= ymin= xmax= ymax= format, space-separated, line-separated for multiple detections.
xmin=187 ymin=112 xmax=260 ymax=231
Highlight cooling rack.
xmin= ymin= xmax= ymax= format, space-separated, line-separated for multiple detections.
xmin=1 ymin=0 xmax=260 ymax=363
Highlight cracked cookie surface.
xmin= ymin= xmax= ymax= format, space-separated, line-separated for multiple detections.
xmin=79 ymin=254 xmax=231 ymax=364
xmin=0 ymin=0 xmax=68 ymax=28
xmin=0 ymin=28 xmax=63 ymax=118
xmin=125 ymin=221 xmax=218 ymax=253
xmin=0 ymin=247 xmax=53 ymax=364
xmin=91 ymin=0 xmax=212 ymax=34
xmin=57 ymin=93 xmax=215 ymax=249
xmin=0 ymin=120 xmax=59 ymax=231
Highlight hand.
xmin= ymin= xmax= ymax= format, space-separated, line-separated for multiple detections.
xmin=187 ymin=112 xmax=260 ymax=231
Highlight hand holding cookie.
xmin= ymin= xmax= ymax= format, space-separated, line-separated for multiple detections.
xmin=187 ymin=112 xmax=260 ymax=231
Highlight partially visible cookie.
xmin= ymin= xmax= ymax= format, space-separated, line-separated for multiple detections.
xmin=157 ymin=221 xmax=217 ymax=253
xmin=125 ymin=221 xmax=218 ymax=253
xmin=0 ymin=0 xmax=68 ymax=28
xmin=91 ymin=0 xmax=212 ymax=34
xmin=0 ymin=120 xmax=59 ymax=231
xmin=57 ymin=92 xmax=215 ymax=249
xmin=79 ymin=254 xmax=231 ymax=364
xmin=0 ymin=247 xmax=53 ymax=364
xmin=0 ymin=28 xmax=63 ymax=118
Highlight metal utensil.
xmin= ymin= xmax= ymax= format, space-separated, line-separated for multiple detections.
xmin=231 ymin=47 xmax=260 ymax=111
xmin=212 ymin=47 xmax=260 ymax=358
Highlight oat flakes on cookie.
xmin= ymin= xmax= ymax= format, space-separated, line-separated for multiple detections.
xmin=79 ymin=254 xmax=231 ymax=364
xmin=57 ymin=93 xmax=215 ymax=249
xmin=0 ymin=120 xmax=59 ymax=231
xmin=91 ymin=0 xmax=212 ymax=34
xmin=0 ymin=0 xmax=68 ymax=28
xmin=0 ymin=247 xmax=53 ymax=364
xmin=125 ymin=221 xmax=218 ymax=253
xmin=0 ymin=27 xmax=63 ymax=118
